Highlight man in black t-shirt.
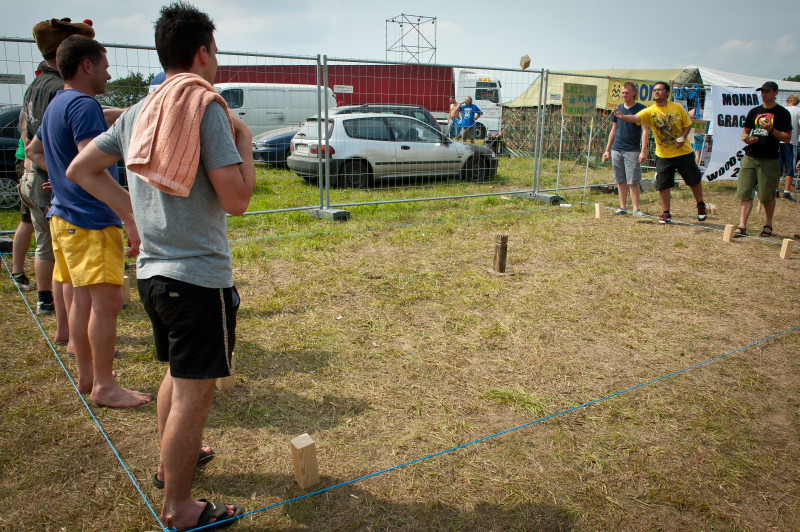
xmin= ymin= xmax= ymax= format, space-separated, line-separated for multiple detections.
xmin=733 ymin=81 xmax=792 ymax=238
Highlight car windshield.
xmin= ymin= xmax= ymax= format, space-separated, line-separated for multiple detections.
xmin=294 ymin=119 xmax=333 ymax=140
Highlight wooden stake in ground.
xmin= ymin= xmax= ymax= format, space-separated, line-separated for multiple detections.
xmin=290 ymin=433 xmax=320 ymax=489
xmin=493 ymin=234 xmax=508 ymax=274
xmin=215 ymin=352 xmax=235 ymax=391
xmin=723 ymin=224 xmax=735 ymax=243
xmin=780 ymin=238 xmax=794 ymax=259
xmin=595 ymin=203 xmax=604 ymax=218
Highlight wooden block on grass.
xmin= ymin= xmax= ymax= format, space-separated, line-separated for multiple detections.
xmin=595 ymin=203 xmax=603 ymax=218
xmin=290 ymin=433 xmax=320 ymax=489
xmin=723 ymin=224 xmax=734 ymax=242
xmin=780 ymin=238 xmax=793 ymax=259
xmin=215 ymin=352 xmax=235 ymax=391
xmin=122 ymin=275 xmax=131 ymax=304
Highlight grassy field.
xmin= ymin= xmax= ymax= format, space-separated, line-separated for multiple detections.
xmin=1 ymin=161 xmax=799 ymax=531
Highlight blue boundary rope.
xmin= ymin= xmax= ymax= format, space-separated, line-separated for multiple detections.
xmin=0 ymin=254 xmax=163 ymax=527
xmin=2 ymin=200 xmax=798 ymax=531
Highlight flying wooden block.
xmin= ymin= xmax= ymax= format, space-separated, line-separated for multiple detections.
xmin=290 ymin=433 xmax=320 ymax=489
xmin=595 ymin=203 xmax=603 ymax=218
xmin=723 ymin=224 xmax=734 ymax=242
xmin=122 ymin=275 xmax=131 ymax=304
xmin=780 ymin=238 xmax=794 ymax=259
xmin=756 ymin=200 xmax=762 ymax=213
xmin=215 ymin=352 xmax=235 ymax=391
xmin=708 ymin=204 xmax=717 ymax=216
xmin=519 ymin=54 xmax=531 ymax=70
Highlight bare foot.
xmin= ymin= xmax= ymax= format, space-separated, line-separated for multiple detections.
xmin=91 ymin=384 xmax=152 ymax=408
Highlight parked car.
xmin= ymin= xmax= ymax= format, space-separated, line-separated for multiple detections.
xmin=252 ymin=104 xmax=442 ymax=167
xmin=0 ymin=104 xmax=22 ymax=209
xmin=286 ymin=113 xmax=497 ymax=189
xmin=252 ymin=126 xmax=300 ymax=167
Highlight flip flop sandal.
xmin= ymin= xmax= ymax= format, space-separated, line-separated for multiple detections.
xmin=152 ymin=448 xmax=215 ymax=489
xmin=732 ymin=227 xmax=746 ymax=238
xmin=173 ymin=500 xmax=243 ymax=532
xmin=759 ymin=225 xmax=773 ymax=238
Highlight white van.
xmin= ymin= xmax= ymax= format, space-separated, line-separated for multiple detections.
xmin=214 ymin=83 xmax=338 ymax=136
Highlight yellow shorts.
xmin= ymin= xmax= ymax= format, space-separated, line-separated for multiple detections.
xmin=50 ymin=215 xmax=124 ymax=287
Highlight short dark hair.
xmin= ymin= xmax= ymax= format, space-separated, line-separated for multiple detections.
xmin=155 ymin=2 xmax=215 ymax=71
xmin=654 ymin=81 xmax=670 ymax=93
xmin=56 ymin=35 xmax=106 ymax=80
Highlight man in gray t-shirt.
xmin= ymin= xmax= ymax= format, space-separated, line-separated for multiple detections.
xmin=67 ymin=3 xmax=254 ymax=529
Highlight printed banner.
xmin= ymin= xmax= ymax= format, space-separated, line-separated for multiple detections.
xmin=606 ymin=79 xmax=669 ymax=109
xmin=562 ymin=83 xmax=597 ymax=117
xmin=704 ymin=86 xmax=761 ymax=182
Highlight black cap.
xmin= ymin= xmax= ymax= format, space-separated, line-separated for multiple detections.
xmin=756 ymin=81 xmax=779 ymax=92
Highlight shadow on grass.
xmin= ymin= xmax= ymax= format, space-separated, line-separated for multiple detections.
xmin=208 ymin=473 xmax=575 ymax=531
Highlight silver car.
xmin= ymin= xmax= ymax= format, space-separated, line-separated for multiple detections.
xmin=286 ymin=113 xmax=497 ymax=188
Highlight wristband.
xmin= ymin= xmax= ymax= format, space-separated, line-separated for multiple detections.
xmin=676 ymin=136 xmax=685 ymax=143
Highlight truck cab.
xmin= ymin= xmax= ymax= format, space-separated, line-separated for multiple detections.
xmin=454 ymin=70 xmax=502 ymax=139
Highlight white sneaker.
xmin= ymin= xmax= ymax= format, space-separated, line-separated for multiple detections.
xmin=612 ymin=208 xmax=627 ymax=215
xmin=632 ymin=209 xmax=644 ymax=217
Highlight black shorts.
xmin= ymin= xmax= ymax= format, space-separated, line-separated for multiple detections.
xmin=655 ymin=152 xmax=703 ymax=191
xmin=138 ymin=276 xmax=239 ymax=379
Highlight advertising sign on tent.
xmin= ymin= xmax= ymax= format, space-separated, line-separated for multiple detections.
xmin=704 ymin=85 xmax=761 ymax=181
xmin=562 ymin=83 xmax=596 ymax=117
xmin=606 ymin=78 xmax=669 ymax=109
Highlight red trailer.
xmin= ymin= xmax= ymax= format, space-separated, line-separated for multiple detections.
xmin=215 ymin=64 xmax=455 ymax=115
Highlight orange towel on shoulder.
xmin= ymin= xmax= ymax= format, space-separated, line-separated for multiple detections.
xmin=126 ymin=73 xmax=235 ymax=197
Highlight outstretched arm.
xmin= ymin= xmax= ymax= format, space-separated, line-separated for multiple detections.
xmin=613 ymin=107 xmax=642 ymax=125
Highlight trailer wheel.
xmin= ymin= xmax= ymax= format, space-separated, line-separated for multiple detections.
xmin=474 ymin=122 xmax=487 ymax=140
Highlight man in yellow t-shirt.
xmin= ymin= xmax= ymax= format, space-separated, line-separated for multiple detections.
xmin=614 ymin=81 xmax=707 ymax=225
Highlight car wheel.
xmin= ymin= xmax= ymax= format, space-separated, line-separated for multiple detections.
xmin=462 ymin=156 xmax=488 ymax=183
xmin=474 ymin=122 xmax=487 ymax=140
xmin=339 ymin=160 xmax=370 ymax=189
xmin=0 ymin=176 xmax=20 ymax=209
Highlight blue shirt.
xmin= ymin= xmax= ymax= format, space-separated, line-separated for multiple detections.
xmin=459 ymin=103 xmax=482 ymax=129
xmin=611 ymin=102 xmax=646 ymax=152
xmin=37 ymin=89 xmax=121 ymax=229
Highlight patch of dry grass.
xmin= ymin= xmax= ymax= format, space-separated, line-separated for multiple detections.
xmin=0 ymin=174 xmax=799 ymax=531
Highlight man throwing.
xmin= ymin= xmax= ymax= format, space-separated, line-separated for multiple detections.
xmin=68 ymin=2 xmax=254 ymax=529
xmin=614 ymin=81 xmax=707 ymax=224
xmin=27 ymin=35 xmax=149 ymax=408
xmin=459 ymin=96 xmax=482 ymax=143
xmin=733 ymin=81 xmax=792 ymax=238
xmin=602 ymin=82 xmax=649 ymax=216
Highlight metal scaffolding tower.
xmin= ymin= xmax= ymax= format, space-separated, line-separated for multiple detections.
xmin=386 ymin=13 xmax=437 ymax=64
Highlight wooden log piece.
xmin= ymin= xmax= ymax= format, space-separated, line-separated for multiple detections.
xmin=290 ymin=433 xmax=320 ymax=489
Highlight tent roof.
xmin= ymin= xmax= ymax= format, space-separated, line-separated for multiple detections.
xmin=505 ymin=68 xmax=695 ymax=108
xmin=690 ymin=65 xmax=800 ymax=93
xmin=505 ymin=66 xmax=800 ymax=108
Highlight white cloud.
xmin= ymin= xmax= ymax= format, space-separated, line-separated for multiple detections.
xmin=705 ymin=35 xmax=799 ymax=79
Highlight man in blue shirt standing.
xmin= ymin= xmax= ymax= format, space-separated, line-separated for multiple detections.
xmin=28 ymin=35 xmax=149 ymax=409
xmin=602 ymin=81 xmax=649 ymax=216
xmin=459 ymin=96 xmax=482 ymax=143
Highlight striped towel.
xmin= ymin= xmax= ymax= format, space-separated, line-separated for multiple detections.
xmin=126 ymin=73 xmax=235 ymax=197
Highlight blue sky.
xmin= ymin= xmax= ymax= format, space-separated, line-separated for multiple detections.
xmin=2 ymin=0 xmax=798 ymax=79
